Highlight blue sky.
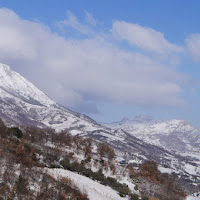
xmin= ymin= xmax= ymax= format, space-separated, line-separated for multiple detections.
xmin=0 ymin=0 xmax=200 ymax=127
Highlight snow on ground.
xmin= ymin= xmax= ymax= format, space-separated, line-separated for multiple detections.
xmin=187 ymin=196 xmax=200 ymax=200
xmin=70 ymin=130 xmax=83 ymax=135
xmin=46 ymin=168 xmax=128 ymax=200
xmin=184 ymin=164 xmax=197 ymax=175
xmin=158 ymin=166 xmax=179 ymax=174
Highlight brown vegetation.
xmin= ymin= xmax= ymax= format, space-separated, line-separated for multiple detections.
xmin=0 ymin=119 xmax=89 ymax=200
xmin=130 ymin=160 xmax=187 ymax=200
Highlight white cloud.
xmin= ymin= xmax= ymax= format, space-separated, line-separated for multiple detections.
xmin=0 ymin=9 xmax=188 ymax=112
xmin=112 ymin=21 xmax=183 ymax=54
xmin=85 ymin=11 xmax=96 ymax=26
xmin=185 ymin=34 xmax=200 ymax=62
xmin=57 ymin=10 xmax=94 ymax=35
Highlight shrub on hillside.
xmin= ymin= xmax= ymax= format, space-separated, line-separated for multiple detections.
xmin=8 ymin=127 xmax=23 ymax=138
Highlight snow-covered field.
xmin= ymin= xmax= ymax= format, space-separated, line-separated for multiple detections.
xmin=46 ymin=168 xmax=128 ymax=200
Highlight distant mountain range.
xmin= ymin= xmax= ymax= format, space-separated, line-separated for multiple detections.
xmin=103 ymin=116 xmax=200 ymax=153
xmin=103 ymin=115 xmax=161 ymax=128
xmin=0 ymin=63 xmax=200 ymax=194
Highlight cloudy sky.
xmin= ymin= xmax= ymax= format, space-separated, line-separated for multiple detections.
xmin=0 ymin=0 xmax=200 ymax=127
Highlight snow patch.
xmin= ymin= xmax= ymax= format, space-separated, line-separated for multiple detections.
xmin=46 ymin=168 xmax=128 ymax=200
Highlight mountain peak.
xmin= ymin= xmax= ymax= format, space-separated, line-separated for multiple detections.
xmin=0 ymin=63 xmax=13 ymax=78
xmin=0 ymin=63 xmax=11 ymax=70
xmin=0 ymin=63 xmax=54 ymax=107
xmin=0 ymin=63 xmax=101 ymax=131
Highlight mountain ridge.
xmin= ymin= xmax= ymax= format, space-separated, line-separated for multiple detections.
xmin=0 ymin=63 xmax=103 ymax=131
xmin=103 ymin=116 xmax=200 ymax=153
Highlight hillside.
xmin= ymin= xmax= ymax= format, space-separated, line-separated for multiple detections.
xmin=0 ymin=120 xmax=188 ymax=200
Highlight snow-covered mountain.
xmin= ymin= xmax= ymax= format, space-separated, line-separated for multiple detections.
xmin=0 ymin=63 xmax=104 ymax=132
xmin=0 ymin=63 xmax=200 ymax=194
xmin=104 ymin=116 xmax=200 ymax=153
xmin=103 ymin=115 xmax=161 ymax=129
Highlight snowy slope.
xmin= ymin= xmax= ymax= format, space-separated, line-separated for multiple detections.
xmin=46 ymin=168 xmax=128 ymax=200
xmin=0 ymin=63 xmax=103 ymax=132
xmin=0 ymin=64 xmax=54 ymax=107
xmin=103 ymin=117 xmax=200 ymax=194
xmin=187 ymin=195 xmax=200 ymax=200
